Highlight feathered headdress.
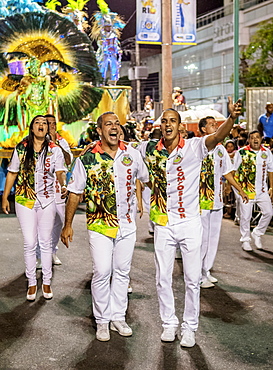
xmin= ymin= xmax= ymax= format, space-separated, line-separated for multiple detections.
xmin=91 ymin=0 xmax=125 ymax=41
xmin=0 ymin=11 xmax=103 ymax=127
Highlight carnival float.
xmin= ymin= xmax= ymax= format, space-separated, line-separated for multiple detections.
xmin=0 ymin=0 xmax=131 ymax=156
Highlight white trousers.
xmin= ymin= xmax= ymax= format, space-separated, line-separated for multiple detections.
xmin=239 ymin=193 xmax=273 ymax=242
xmin=142 ymin=186 xmax=155 ymax=233
xmin=201 ymin=208 xmax=223 ymax=280
xmin=154 ymin=217 xmax=202 ymax=332
xmin=88 ymin=229 xmax=136 ymax=324
xmin=36 ymin=202 xmax=65 ymax=258
xmin=232 ymin=186 xmax=241 ymax=221
xmin=15 ymin=201 xmax=56 ymax=286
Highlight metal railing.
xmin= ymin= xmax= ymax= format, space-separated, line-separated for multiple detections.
xmin=197 ymin=0 xmax=270 ymax=28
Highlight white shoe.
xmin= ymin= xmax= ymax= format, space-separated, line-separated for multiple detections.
xmin=160 ymin=327 xmax=177 ymax=342
xmin=180 ymin=330 xmax=195 ymax=347
xmin=242 ymin=241 xmax=253 ymax=251
xmin=52 ymin=254 xmax=62 ymax=265
xmin=207 ymin=273 xmax=218 ymax=283
xmin=201 ymin=278 xmax=215 ymax=289
xmin=251 ymin=231 xmax=263 ymax=249
xmin=110 ymin=321 xmax=132 ymax=336
xmin=42 ymin=285 xmax=53 ymax=300
xmin=127 ymin=285 xmax=133 ymax=294
xmin=96 ymin=323 xmax=110 ymax=341
xmin=36 ymin=258 xmax=42 ymax=269
xmin=27 ymin=286 xmax=37 ymax=301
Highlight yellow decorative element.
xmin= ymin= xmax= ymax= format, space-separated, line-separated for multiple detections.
xmin=97 ymin=0 xmax=109 ymax=14
xmin=45 ymin=0 xmax=62 ymax=11
xmin=15 ymin=196 xmax=36 ymax=209
xmin=57 ymin=128 xmax=78 ymax=148
xmin=0 ymin=129 xmax=28 ymax=148
xmin=54 ymin=72 xmax=80 ymax=96
xmin=92 ymin=86 xmax=131 ymax=126
xmin=2 ymin=32 xmax=75 ymax=67
xmin=66 ymin=0 xmax=89 ymax=11
xmin=0 ymin=76 xmax=20 ymax=92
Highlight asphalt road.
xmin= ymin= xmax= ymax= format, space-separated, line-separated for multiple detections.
xmin=0 ymin=205 xmax=272 ymax=370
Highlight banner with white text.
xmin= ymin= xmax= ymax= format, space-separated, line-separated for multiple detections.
xmin=136 ymin=0 xmax=162 ymax=44
xmin=172 ymin=0 xmax=196 ymax=45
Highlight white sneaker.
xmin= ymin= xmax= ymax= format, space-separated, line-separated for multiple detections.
xmin=180 ymin=330 xmax=195 ymax=347
xmin=201 ymin=278 xmax=215 ymax=289
xmin=36 ymin=258 xmax=42 ymax=269
xmin=110 ymin=321 xmax=132 ymax=336
xmin=161 ymin=327 xmax=177 ymax=342
xmin=96 ymin=323 xmax=110 ymax=341
xmin=242 ymin=241 xmax=253 ymax=251
xmin=251 ymin=231 xmax=263 ymax=249
xmin=127 ymin=285 xmax=133 ymax=294
xmin=207 ymin=273 xmax=218 ymax=283
xmin=52 ymin=254 xmax=62 ymax=265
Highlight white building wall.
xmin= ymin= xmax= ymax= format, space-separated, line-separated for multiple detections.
xmin=122 ymin=0 xmax=273 ymax=114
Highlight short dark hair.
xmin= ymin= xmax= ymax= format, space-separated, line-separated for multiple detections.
xmin=97 ymin=111 xmax=116 ymax=128
xmin=44 ymin=114 xmax=56 ymax=119
xmin=198 ymin=116 xmax=215 ymax=135
xmin=162 ymin=108 xmax=181 ymax=124
xmin=248 ymin=130 xmax=262 ymax=138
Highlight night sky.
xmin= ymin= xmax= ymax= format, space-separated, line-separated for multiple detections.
xmin=50 ymin=0 xmax=223 ymax=41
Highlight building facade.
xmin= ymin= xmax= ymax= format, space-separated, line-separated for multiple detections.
xmin=120 ymin=0 xmax=273 ymax=115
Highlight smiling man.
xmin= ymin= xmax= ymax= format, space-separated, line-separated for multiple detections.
xmin=233 ymin=130 xmax=273 ymax=251
xmin=61 ymin=112 xmax=149 ymax=342
xmin=198 ymin=117 xmax=248 ymax=289
xmin=140 ymin=98 xmax=242 ymax=348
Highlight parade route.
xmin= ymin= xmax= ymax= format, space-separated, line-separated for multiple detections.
xmin=0 ymin=207 xmax=272 ymax=370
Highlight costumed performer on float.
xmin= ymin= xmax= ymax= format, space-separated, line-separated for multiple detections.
xmin=91 ymin=0 xmax=125 ymax=84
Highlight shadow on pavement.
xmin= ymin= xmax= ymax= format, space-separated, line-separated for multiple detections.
xmin=246 ymin=250 xmax=273 ymax=265
xmin=0 ymin=273 xmax=27 ymax=298
xmin=200 ymin=285 xmax=248 ymax=324
xmin=0 ymin=275 xmax=46 ymax=355
xmin=73 ymin=332 xmax=130 ymax=370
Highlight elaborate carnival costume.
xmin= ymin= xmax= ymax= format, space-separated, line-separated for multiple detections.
xmin=0 ymin=1 xmax=103 ymax=132
xmin=91 ymin=0 xmax=125 ymax=84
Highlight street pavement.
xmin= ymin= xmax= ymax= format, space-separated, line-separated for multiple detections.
xmin=0 ymin=204 xmax=273 ymax=370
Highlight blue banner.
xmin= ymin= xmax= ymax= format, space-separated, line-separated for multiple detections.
xmin=136 ymin=0 xmax=162 ymax=44
xmin=172 ymin=0 xmax=196 ymax=45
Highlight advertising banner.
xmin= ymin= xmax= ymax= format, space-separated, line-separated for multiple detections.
xmin=136 ymin=0 xmax=162 ymax=44
xmin=172 ymin=0 xmax=196 ymax=45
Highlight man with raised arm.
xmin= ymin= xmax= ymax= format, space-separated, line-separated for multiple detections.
xmin=140 ymin=97 xmax=241 ymax=348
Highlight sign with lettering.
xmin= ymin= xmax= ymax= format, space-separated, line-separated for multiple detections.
xmin=213 ymin=12 xmax=249 ymax=53
xmin=136 ymin=0 xmax=162 ymax=44
xmin=172 ymin=0 xmax=196 ymax=45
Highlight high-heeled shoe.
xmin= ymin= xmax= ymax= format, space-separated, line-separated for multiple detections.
xmin=42 ymin=285 xmax=53 ymax=300
xmin=27 ymin=286 xmax=37 ymax=301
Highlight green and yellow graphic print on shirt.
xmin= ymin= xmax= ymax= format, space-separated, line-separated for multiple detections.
xmin=145 ymin=141 xmax=168 ymax=226
xmin=80 ymin=151 xmax=119 ymax=238
xmin=14 ymin=140 xmax=37 ymax=209
xmin=235 ymin=148 xmax=256 ymax=199
xmin=200 ymin=153 xmax=215 ymax=210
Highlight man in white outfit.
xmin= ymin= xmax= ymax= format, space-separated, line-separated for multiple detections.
xmin=61 ymin=112 xmax=149 ymax=342
xmin=233 ymin=130 xmax=273 ymax=251
xmin=140 ymin=98 xmax=242 ymax=348
xmin=198 ymin=117 xmax=248 ymax=288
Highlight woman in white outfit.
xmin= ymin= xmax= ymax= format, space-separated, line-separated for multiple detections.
xmin=2 ymin=115 xmax=67 ymax=301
